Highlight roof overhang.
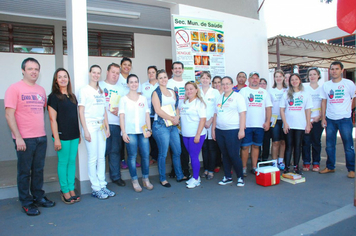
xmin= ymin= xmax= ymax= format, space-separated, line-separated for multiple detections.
xmin=268 ymin=35 xmax=356 ymax=69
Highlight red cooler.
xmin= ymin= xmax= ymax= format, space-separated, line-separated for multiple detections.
xmin=255 ymin=160 xmax=280 ymax=187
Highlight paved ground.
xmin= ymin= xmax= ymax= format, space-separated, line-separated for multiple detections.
xmin=0 ymin=135 xmax=355 ymax=236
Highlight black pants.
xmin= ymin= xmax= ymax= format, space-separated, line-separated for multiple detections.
xmin=149 ymin=117 xmax=159 ymax=161
xmin=260 ymin=129 xmax=272 ymax=161
xmin=202 ymin=139 xmax=220 ymax=172
xmin=284 ymin=129 xmax=304 ymax=168
xmin=170 ymin=134 xmax=190 ymax=175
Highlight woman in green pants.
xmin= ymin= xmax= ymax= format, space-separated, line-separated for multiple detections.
xmin=48 ymin=68 xmax=80 ymax=204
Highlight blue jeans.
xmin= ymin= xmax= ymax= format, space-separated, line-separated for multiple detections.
xmin=302 ymin=120 xmax=324 ymax=165
xmin=325 ymin=117 xmax=355 ymax=171
xmin=152 ymin=119 xmax=184 ymax=182
xmin=215 ymin=128 xmax=243 ymax=179
xmin=105 ymin=124 xmax=122 ymax=181
xmin=126 ymin=134 xmax=150 ymax=180
xmin=13 ymin=136 xmax=47 ymax=207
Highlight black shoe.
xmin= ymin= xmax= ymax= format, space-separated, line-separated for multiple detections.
xmin=177 ymin=177 xmax=188 ymax=182
xmin=114 ymin=178 xmax=126 ymax=187
xmin=35 ymin=196 xmax=55 ymax=208
xmin=160 ymin=182 xmax=171 ymax=188
xmin=183 ymin=170 xmax=191 ymax=179
xmin=22 ymin=203 xmax=40 ymax=216
xmin=169 ymin=170 xmax=176 ymax=178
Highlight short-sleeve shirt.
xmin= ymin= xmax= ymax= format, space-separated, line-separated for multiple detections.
xmin=304 ymin=85 xmax=322 ymax=118
xmin=280 ymin=91 xmax=313 ymax=130
xmin=4 ymin=80 xmax=46 ymax=139
xmin=180 ymin=98 xmax=207 ymax=137
xmin=215 ymin=92 xmax=247 ymax=130
xmin=118 ymin=95 xmax=150 ymax=134
xmin=320 ymin=78 xmax=356 ymax=120
xmin=78 ymin=85 xmax=105 ymax=122
xmin=167 ymin=78 xmax=186 ymax=108
xmin=201 ymin=87 xmax=220 ymax=139
xmin=268 ymin=87 xmax=287 ymax=120
xmin=141 ymin=80 xmax=159 ymax=115
xmin=239 ymin=87 xmax=273 ymax=128
xmin=117 ymin=73 xmax=142 ymax=95
xmin=99 ymin=80 xmax=126 ymax=125
xmin=47 ymin=93 xmax=80 ymax=140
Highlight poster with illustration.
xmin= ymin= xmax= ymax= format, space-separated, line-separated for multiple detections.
xmin=173 ymin=15 xmax=225 ymax=84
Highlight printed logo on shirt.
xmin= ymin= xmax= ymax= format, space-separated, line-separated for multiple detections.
xmin=328 ymin=86 xmax=346 ymax=104
xmin=174 ymin=86 xmax=185 ymax=100
xmin=138 ymin=103 xmax=144 ymax=108
xmin=288 ymin=98 xmax=294 ymax=106
xmin=228 ymin=98 xmax=233 ymax=102
xmin=180 ymin=106 xmax=188 ymax=115
xmin=258 ymin=90 xmax=264 ymax=94
xmin=288 ymin=95 xmax=304 ymax=111
xmin=247 ymin=93 xmax=263 ymax=107
xmin=21 ymin=93 xmax=45 ymax=101
xmin=145 ymin=86 xmax=150 ymax=90
xmin=328 ymin=89 xmax=334 ymax=99
xmin=248 ymin=94 xmax=254 ymax=102
xmin=104 ymin=88 xmax=109 ymax=97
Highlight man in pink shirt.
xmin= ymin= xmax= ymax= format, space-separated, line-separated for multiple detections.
xmin=5 ymin=58 xmax=55 ymax=216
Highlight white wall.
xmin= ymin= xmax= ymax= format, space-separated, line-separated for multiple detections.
xmin=172 ymin=4 xmax=269 ymax=85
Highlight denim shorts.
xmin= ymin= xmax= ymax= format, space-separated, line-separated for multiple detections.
xmin=241 ymin=127 xmax=264 ymax=146
xmin=271 ymin=120 xmax=285 ymax=142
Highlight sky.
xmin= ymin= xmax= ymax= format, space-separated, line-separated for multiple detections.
xmin=263 ymin=0 xmax=337 ymax=37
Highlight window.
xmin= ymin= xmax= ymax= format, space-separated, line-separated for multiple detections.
xmin=328 ymin=35 xmax=355 ymax=47
xmin=0 ymin=22 xmax=54 ymax=54
xmin=63 ymin=28 xmax=134 ymax=58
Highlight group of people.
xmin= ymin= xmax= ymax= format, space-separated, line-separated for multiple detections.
xmin=5 ymin=57 xmax=355 ymax=216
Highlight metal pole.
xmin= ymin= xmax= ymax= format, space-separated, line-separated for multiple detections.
xmin=276 ymin=36 xmax=280 ymax=70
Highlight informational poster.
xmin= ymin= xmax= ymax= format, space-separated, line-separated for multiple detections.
xmin=173 ymin=15 xmax=225 ymax=85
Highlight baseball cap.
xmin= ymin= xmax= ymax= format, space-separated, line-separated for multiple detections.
xmin=249 ymin=71 xmax=260 ymax=78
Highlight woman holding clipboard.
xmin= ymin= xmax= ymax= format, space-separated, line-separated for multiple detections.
xmin=151 ymin=70 xmax=187 ymax=187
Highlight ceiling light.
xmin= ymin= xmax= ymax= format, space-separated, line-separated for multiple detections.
xmin=87 ymin=7 xmax=140 ymax=19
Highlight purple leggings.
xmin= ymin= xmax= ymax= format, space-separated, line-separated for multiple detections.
xmin=183 ymin=135 xmax=206 ymax=179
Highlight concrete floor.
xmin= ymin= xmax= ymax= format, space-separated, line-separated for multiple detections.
xmin=0 ymin=132 xmax=355 ymax=235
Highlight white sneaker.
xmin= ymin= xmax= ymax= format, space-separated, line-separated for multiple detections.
xmin=237 ymin=177 xmax=245 ymax=187
xmin=186 ymin=176 xmax=201 ymax=185
xmin=186 ymin=178 xmax=201 ymax=189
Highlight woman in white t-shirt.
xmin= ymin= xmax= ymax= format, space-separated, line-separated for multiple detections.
xmin=200 ymin=72 xmax=220 ymax=180
xmin=302 ymin=68 xmax=324 ymax=172
xmin=212 ymin=76 xmax=247 ymax=187
xmin=78 ymin=65 xmax=115 ymax=199
xmin=280 ymin=73 xmax=313 ymax=174
xmin=119 ymin=74 xmax=153 ymax=192
xmin=269 ymin=70 xmax=288 ymax=170
xmin=180 ymin=82 xmax=207 ymax=189
xmin=151 ymin=70 xmax=187 ymax=187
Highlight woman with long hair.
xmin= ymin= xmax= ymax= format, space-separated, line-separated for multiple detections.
xmin=200 ymin=72 xmax=220 ymax=179
xmin=151 ymin=70 xmax=187 ymax=187
xmin=280 ymin=73 xmax=312 ymax=174
xmin=119 ymin=74 xmax=153 ymax=192
xmin=302 ymin=68 xmax=324 ymax=172
xmin=48 ymin=68 xmax=80 ymax=204
xmin=212 ymin=76 xmax=223 ymax=95
xmin=79 ymin=65 xmax=115 ymax=199
xmin=212 ymin=76 xmax=246 ymax=187
xmin=269 ymin=70 xmax=288 ymax=169
xmin=180 ymin=82 xmax=207 ymax=188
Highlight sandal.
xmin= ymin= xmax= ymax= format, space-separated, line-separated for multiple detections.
xmin=60 ymin=191 xmax=75 ymax=205
xmin=69 ymin=190 xmax=80 ymax=202
xmin=207 ymin=173 xmax=214 ymax=180
xmin=303 ymin=164 xmax=310 ymax=172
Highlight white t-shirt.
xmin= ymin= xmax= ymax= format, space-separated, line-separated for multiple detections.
xmin=78 ymin=85 xmax=105 ymax=122
xmin=201 ymin=87 xmax=220 ymax=139
xmin=280 ymin=91 xmax=313 ymax=130
xmin=118 ymin=95 xmax=150 ymax=134
xmin=304 ymin=84 xmax=322 ymax=118
xmin=239 ymin=87 xmax=273 ymax=128
xmin=117 ymin=73 xmax=142 ymax=95
xmin=167 ymin=78 xmax=186 ymax=108
xmin=268 ymin=87 xmax=287 ymax=120
xmin=154 ymin=90 xmax=176 ymax=121
xmin=320 ymin=78 xmax=356 ymax=120
xmin=180 ymin=98 xmax=207 ymax=137
xmin=99 ymin=80 xmax=126 ymax=125
xmin=141 ymin=80 xmax=158 ymax=114
xmin=215 ymin=92 xmax=247 ymax=130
